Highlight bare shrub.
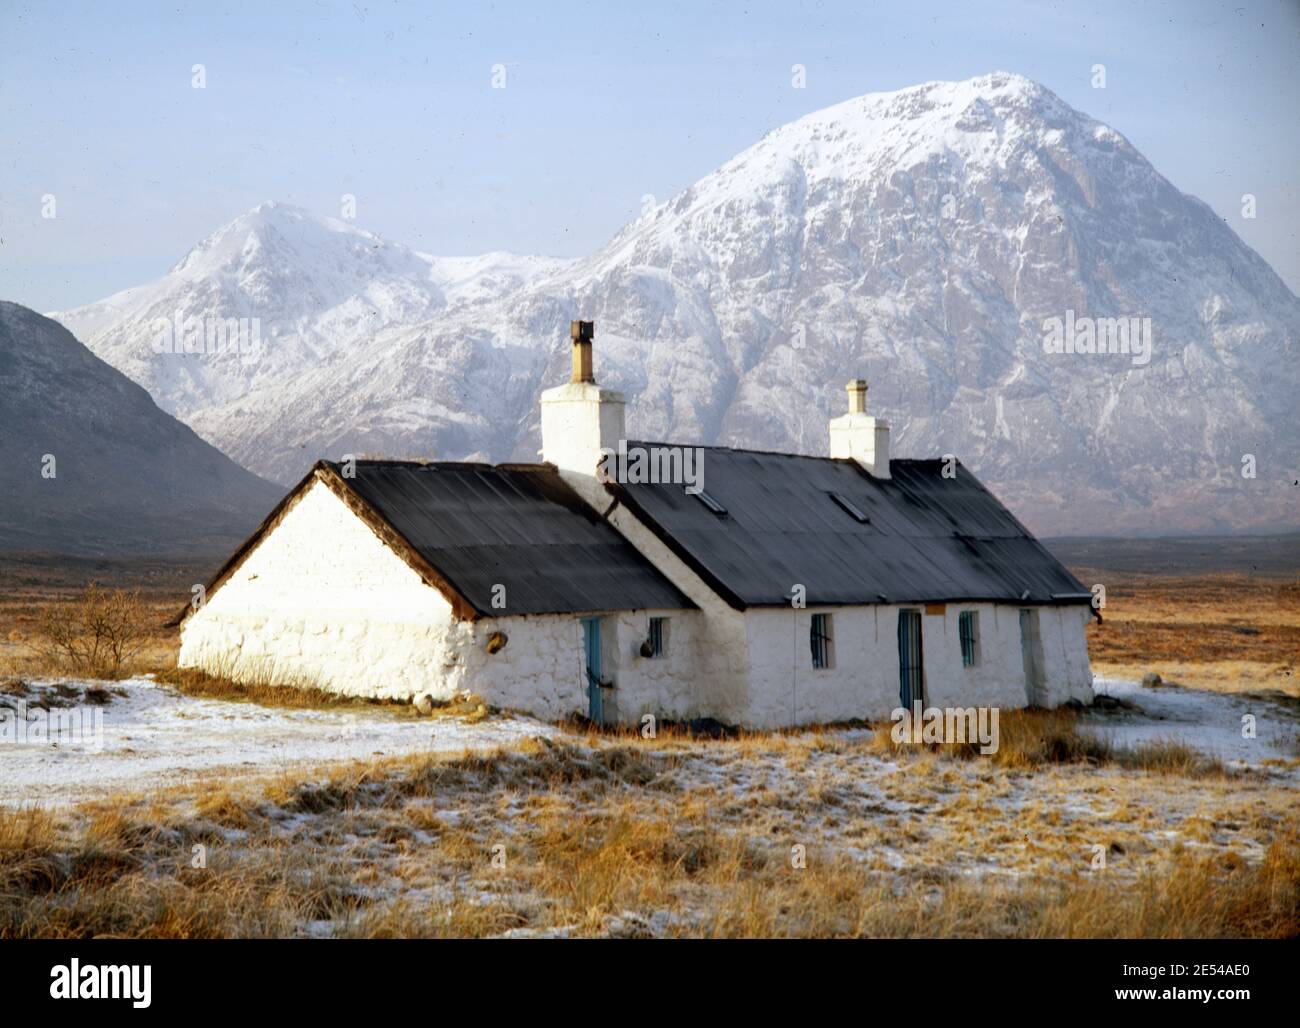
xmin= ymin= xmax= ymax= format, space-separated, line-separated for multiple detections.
xmin=1115 ymin=738 xmax=1226 ymax=777
xmin=32 ymin=583 xmax=149 ymax=679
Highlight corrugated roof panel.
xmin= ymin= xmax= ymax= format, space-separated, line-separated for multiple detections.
xmin=330 ymin=461 xmax=694 ymax=616
xmin=610 ymin=445 xmax=1087 ymax=607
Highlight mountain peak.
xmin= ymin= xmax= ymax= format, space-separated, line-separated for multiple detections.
xmin=170 ymin=201 xmax=382 ymax=277
xmin=778 ymin=70 xmax=1077 ymax=147
xmin=240 ymin=199 xmax=363 ymax=234
xmin=250 ymin=198 xmax=304 ymax=215
xmin=959 ymin=69 xmax=1049 ymax=94
xmin=874 ymin=71 xmax=1060 ymax=107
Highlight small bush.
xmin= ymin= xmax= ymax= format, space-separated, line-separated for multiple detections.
xmin=1116 ymin=739 xmax=1225 ymax=777
xmin=31 ymin=583 xmax=149 ymax=679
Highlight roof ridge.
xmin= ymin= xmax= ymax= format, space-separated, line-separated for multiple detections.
xmin=322 ymin=458 xmax=555 ymax=473
xmin=625 ymin=440 xmax=951 ymax=465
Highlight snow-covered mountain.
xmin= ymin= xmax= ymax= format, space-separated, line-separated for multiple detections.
xmin=0 ymin=303 xmax=281 ymax=554
xmin=53 ymin=73 xmax=1300 ymax=535
xmin=53 ymin=201 xmax=572 ymax=424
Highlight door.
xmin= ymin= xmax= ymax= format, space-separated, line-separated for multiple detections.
xmin=581 ymin=616 xmax=603 ymax=723
xmin=1020 ymin=608 xmax=1045 ymax=706
xmin=897 ymin=610 xmax=924 ymax=708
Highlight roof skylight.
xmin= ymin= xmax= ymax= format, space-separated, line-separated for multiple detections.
xmin=828 ymin=491 xmax=870 ymax=523
xmin=695 ymin=490 xmax=728 ymax=516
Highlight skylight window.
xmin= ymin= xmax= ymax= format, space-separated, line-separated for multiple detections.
xmin=695 ymin=490 xmax=727 ymax=516
xmin=828 ymin=491 xmax=870 ymax=523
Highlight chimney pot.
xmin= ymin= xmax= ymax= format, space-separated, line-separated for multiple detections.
xmin=829 ymin=375 xmax=890 ymax=478
xmin=542 ymin=320 xmax=626 ymax=490
xmin=570 ymin=320 xmax=595 ymax=383
xmin=846 ymin=378 xmax=868 ymax=414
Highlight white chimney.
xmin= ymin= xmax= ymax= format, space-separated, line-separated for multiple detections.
xmin=829 ymin=378 xmax=890 ymax=478
xmin=540 ymin=320 xmax=625 ymax=480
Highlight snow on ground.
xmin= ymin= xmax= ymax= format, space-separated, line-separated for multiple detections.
xmin=0 ymin=676 xmax=556 ymax=809
xmin=3 ymin=674 xmax=1295 ymax=812
xmin=1081 ymin=676 xmax=1299 ymax=765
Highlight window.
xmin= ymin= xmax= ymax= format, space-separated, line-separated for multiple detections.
xmin=810 ymin=613 xmax=834 ymax=670
xmin=959 ymin=610 xmax=980 ymax=668
xmin=827 ymin=491 xmax=870 ymax=523
xmin=695 ymin=490 xmax=727 ymax=516
xmin=645 ymin=616 xmax=669 ymax=658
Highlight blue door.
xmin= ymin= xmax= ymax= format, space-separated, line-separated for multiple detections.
xmin=898 ymin=610 xmax=924 ymax=708
xmin=1020 ymin=609 xmax=1044 ymax=706
xmin=581 ymin=617 xmax=603 ymax=723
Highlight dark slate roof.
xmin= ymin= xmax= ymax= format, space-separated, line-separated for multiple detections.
xmin=604 ymin=445 xmax=1090 ymax=609
xmin=331 ymin=460 xmax=693 ymax=617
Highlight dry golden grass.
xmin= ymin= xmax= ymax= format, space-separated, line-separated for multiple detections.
xmin=1 ymin=599 xmax=177 ymax=680
xmin=683 ymin=839 xmax=1300 ymax=938
xmin=2 ymin=595 xmax=175 ymax=680
xmin=1078 ymin=571 xmax=1300 ymax=696
xmin=869 ymin=708 xmax=1229 ymax=777
xmin=0 ymin=552 xmax=201 ymax=679
xmin=3 ymin=732 xmax=1295 ymax=939
xmin=155 ymin=666 xmax=421 ymax=716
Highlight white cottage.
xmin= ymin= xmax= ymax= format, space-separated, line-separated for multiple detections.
xmin=177 ymin=321 xmax=1095 ymax=727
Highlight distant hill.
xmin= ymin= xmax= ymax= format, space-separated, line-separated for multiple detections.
xmin=0 ymin=301 xmax=281 ymax=555
xmin=1046 ymin=532 xmax=1300 ymax=577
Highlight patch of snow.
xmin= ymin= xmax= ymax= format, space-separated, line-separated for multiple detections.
xmin=1082 ymin=676 xmax=1298 ymax=766
xmin=0 ymin=676 xmax=557 ymax=809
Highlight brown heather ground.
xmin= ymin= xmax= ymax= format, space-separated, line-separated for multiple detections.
xmin=0 ymin=541 xmax=1297 ymax=938
xmin=1079 ymin=571 xmax=1300 ymax=697
xmin=1 ymin=720 xmax=1296 ymax=939
xmin=0 ymin=551 xmax=199 ymax=680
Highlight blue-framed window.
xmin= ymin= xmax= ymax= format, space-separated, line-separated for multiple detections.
xmin=647 ymin=617 xmax=668 ymax=658
xmin=810 ymin=613 xmax=834 ymax=670
xmin=959 ymin=610 xmax=979 ymax=668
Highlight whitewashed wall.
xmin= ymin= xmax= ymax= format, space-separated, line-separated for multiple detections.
xmin=435 ymin=607 xmax=707 ymax=723
xmin=178 ymin=478 xmax=714 ymax=723
xmin=1036 ymin=605 xmax=1095 ymax=706
xmin=437 ymin=613 xmax=587 ymax=719
xmin=741 ymin=602 xmax=1093 ymax=728
xmin=179 ymin=480 xmax=459 ymax=700
xmin=602 ymin=609 xmax=702 ymax=724
xmin=603 ymin=500 xmax=752 ymax=723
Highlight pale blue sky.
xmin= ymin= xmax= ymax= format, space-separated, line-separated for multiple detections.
xmin=2 ymin=0 xmax=1297 ymax=311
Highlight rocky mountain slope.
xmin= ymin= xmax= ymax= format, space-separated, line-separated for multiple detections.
xmin=0 ymin=302 xmax=281 ymax=554
xmin=53 ymin=73 xmax=1300 ymax=535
